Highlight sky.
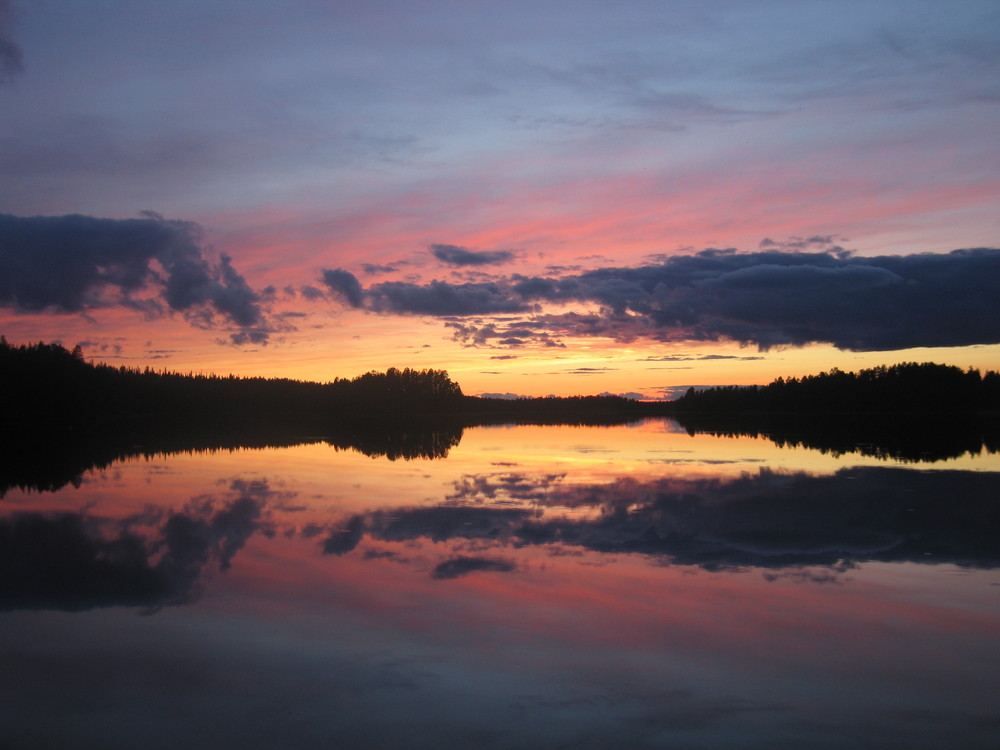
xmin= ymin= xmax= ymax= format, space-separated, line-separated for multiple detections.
xmin=1 ymin=0 xmax=999 ymax=398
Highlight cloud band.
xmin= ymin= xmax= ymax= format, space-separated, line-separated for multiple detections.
xmin=0 ymin=212 xmax=272 ymax=345
xmin=322 ymin=248 xmax=1000 ymax=351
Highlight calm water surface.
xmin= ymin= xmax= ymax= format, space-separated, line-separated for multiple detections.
xmin=1 ymin=420 xmax=998 ymax=749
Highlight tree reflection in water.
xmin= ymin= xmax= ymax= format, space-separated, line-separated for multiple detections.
xmin=1 ymin=422 xmax=998 ymax=750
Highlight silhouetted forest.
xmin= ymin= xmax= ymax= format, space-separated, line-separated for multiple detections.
xmin=0 ymin=338 xmax=677 ymax=436
xmin=3 ymin=339 xmax=1000 ymax=495
xmin=673 ymin=411 xmax=1000 ymax=463
xmin=673 ymin=361 xmax=1000 ymax=414
xmin=671 ymin=362 xmax=1000 ymax=462
xmin=0 ymin=423 xmax=468 ymax=498
xmin=0 ymin=337 xmax=467 ymax=430
xmin=0 ymin=338 xmax=658 ymax=494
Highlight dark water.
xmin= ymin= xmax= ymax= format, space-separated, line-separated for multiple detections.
xmin=1 ymin=420 xmax=998 ymax=749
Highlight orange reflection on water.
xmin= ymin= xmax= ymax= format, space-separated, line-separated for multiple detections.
xmin=2 ymin=420 xmax=998 ymax=749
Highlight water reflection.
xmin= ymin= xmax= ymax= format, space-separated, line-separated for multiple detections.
xmin=323 ymin=467 xmax=1000 ymax=573
xmin=3 ymin=439 xmax=998 ymax=615
xmin=675 ymin=411 xmax=1000 ymax=463
xmin=1 ymin=422 xmax=998 ymax=749
xmin=3 ymin=412 xmax=997 ymax=500
xmin=0 ymin=421 xmax=464 ymax=497
xmin=0 ymin=479 xmax=273 ymax=611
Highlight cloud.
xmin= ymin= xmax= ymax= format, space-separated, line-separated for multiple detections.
xmin=0 ymin=0 xmax=23 ymax=83
xmin=321 ymin=268 xmax=364 ymax=308
xmin=0 ymin=212 xmax=274 ymax=345
xmin=758 ymin=235 xmax=848 ymax=253
xmin=369 ymin=280 xmax=533 ymax=316
xmin=642 ymin=354 xmax=765 ymax=362
xmin=336 ymin=467 xmax=1000 ymax=573
xmin=430 ymin=243 xmax=515 ymax=266
xmin=599 ymin=391 xmax=650 ymax=400
xmin=0 ymin=488 xmax=268 ymax=612
xmin=298 ymin=284 xmax=327 ymax=301
xmin=322 ymin=248 xmax=1000 ymax=351
xmin=361 ymin=262 xmax=406 ymax=275
xmin=322 ymin=515 xmax=365 ymax=555
xmin=431 ymin=556 xmax=516 ymax=580
xmin=564 ymin=367 xmax=617 ymax=375
xmin=446 ymin=321 xmax=565 ymax=348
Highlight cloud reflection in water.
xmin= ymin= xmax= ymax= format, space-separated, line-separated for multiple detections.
xmin=3 ymin=462 xmax=998 ymax=614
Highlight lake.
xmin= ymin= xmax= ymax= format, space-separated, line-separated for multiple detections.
xmin=1 ymin=419 xmax=998 ymax=749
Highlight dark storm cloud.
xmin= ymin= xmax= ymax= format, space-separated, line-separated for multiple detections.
xmin=323 ymin=248 xmax=1000 ymax=351
xmin=0 ymin=0 xmax=23 ymax=83
xmin=0 ymin=213 xmax=273 ymax=344
xmin=430 ymin=243 xmax=515 ymax=267
xmin=431 ymin=556 xmax=516 ymax=580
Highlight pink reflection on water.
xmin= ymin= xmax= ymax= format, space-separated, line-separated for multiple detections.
xmin=1 ymin=424 xmax=998 ymax=748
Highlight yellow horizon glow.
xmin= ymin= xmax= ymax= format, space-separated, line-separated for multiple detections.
xmin=5 ymin=302 xmax=1000 ymax=399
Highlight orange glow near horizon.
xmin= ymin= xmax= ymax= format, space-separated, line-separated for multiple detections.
xmin=4 ymin=306 xmax=999 ymax=399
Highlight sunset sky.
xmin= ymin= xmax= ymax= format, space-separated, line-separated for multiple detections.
xmin=2 ymin=0 xmax=998 ymax=398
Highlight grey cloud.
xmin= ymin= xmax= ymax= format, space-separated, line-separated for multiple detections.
xmin=565 ymin=367 xmax=616 ymax=375
xmin=446 ymin=321 xmax=565 ymax=349
xmin=368 ymin=280 xmax=533 ymax=316
xmin=372 ymin=505 xmax=529 ymax=544
xmin=599 ymin=391 xmax=650 ymax=400
xmin=227 ymin=330 xmax=270 ymax=347
xmin=431 ymin=556 xmax=516 ymax=580
xmin=0 ymin=0 xmax=22 ymax=83
xmin=337 ymin=467 xmax=1000 ymax=572
xmin=758 ymin=235 xmax=847 ymax=253
xmin=0 ymin=213 xmax=273 ymax=345
xmin=212 ymin=255 xmax=264 ymax=327
xmin=320 ymin=270 xmax=533 ymax=316
xmin=0 ymin=488 xmax=268 ymax=612
xmin=361 ymin=262 xmax=406 ymax=275
xmin=323 ymin=248 xmax=1000 ymax=351
xmin=430 ymin=243 xmax=515 ymax=266
xmin=322 ymin=515 xmax=365 ymax=556
xmin=299 ymin=284 xmax=327 ymax=301
xmin=321 ymin=268 xmax=364 ymax=308
xmin=643 ymin=355 xmax=765 ymax=362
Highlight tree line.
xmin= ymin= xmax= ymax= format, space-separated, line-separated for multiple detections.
xmin=0 ymin=338 xmax=675 ymax=433
xmin=5 ymin=339 xmax=998 ymax=435
xmin=673 ymin=362 xmax=1000 ymax=414
xmin=0 ymin=338 xmax=466 ymax=431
